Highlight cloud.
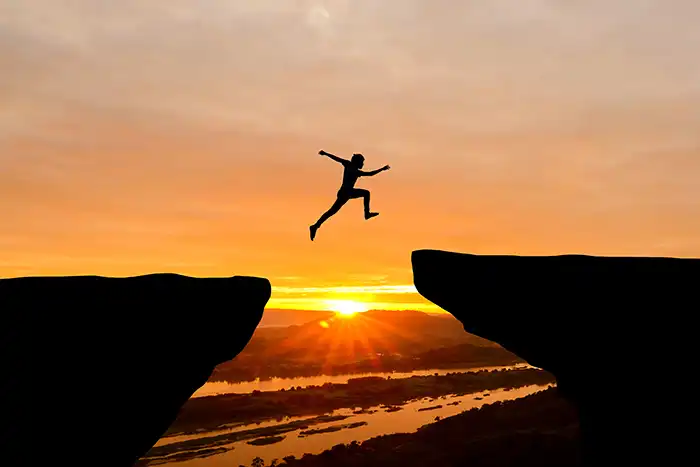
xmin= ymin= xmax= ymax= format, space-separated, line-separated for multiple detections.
xmin=274 ymin=285 xmax=418 ymax=295
xmin=4 ymin=0 xmax=700 ymax=139
xmin=2 ymin=0 xmax=700 ymax=275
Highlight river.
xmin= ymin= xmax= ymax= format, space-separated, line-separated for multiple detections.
xmin=145 ymin=365 xmax=551 ymax=467
xmin=193 ymin=363 xmax=534 ymax=397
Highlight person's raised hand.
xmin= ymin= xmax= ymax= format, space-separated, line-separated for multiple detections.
xmin=319 ymin=150 xmax=327 ymax=156
xmin=382 ymin=165 xmax=391 ymax=171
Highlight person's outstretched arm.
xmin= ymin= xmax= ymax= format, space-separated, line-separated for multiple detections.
xmin=319 ymin=150 xmax=349 ymax=165
xmin=360 ymin=165 xmax=391 ymax=177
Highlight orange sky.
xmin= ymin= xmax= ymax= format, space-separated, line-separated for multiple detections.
xmin=2 ymin=1 xmax=700 ymax=312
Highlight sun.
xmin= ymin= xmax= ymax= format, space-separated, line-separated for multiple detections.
xmin=325 ymin=300 xmax=368 ymax=318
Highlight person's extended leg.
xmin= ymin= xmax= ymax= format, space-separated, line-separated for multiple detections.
xmin=349 ymin=189 xmax=379 ymax=220
xmin=310 ymin=196 xmax=348 ymax=240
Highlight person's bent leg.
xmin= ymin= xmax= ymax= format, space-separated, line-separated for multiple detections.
xmin=310 ymin=196 xmax=348 ymax=240
xmin=349 ymin=189 xmax=378 ymax=220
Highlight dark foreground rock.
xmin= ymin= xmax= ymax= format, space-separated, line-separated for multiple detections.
xmin=274 ymin=387 xmax=582 ymax=467
xmin=1 ymin=274 xmax=271 ymax=467
xmin=412 ymin=249 xmax=693 ymax=466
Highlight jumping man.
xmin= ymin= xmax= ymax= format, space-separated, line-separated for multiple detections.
xmin=310 ymin=150 xmax=390 ymax=241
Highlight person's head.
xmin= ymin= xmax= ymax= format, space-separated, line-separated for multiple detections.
xmin=351 ymin=153 xmax=365 ymax=168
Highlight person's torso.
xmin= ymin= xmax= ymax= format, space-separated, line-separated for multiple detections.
xmin=341 ymin=166 xmax=360 ymax=189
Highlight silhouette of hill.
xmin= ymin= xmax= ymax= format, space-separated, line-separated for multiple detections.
xmin=288 ymin=309 xmax=496 ymax=350
xmin=1 ymin=274 xmax=271 ymax=467
xmin=210 ymin=309 xmax=516 ymax=382
xmin=259 ymin=309 xmax=335 ymax=327
xmin=412 ymin=249 xmax=693 ymax=466
xmin=267 ymin=387 xmax=582 ymax=467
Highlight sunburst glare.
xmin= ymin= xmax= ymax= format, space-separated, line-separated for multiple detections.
xmin=325 ymin=299 xmax=368 ymax=318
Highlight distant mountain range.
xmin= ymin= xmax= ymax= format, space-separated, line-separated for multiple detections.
xmin=210 ymin=309 xmax=518 ymax=382
xmin=258 ymin=309 xmax=336 ymax=327
xmin=256 ymin=309 xmax=496 ymax=353
xmin=260 ymin=308 xmax=468 ymax=328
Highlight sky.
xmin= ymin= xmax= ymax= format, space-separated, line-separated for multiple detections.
xmin=2 ymin=0 xmax=700 ymax=311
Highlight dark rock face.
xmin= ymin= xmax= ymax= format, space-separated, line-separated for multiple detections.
xmin=412 ymin=249 xmax=693 ymax=466
xmin=1 ymin=274 xmax=271 ymax=467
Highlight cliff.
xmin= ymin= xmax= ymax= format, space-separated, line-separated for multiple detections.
xmin=1 ymin=274 xmax=271 ymax=467
xmin=412 ymin=249 xmax=692 ymax=466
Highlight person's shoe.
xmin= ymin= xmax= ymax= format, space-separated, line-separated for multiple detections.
xmin=365 ymin=212 xmax=379 ymax=220
xmin=310 ymin=224 xmax=318 ymax=241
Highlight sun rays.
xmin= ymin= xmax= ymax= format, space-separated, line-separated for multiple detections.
xmin=266 ymin=298 xmax=429 ymax=379
xmin=308 ymin=303 xmax=420 ymax=375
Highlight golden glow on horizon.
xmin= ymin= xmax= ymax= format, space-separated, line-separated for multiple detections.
xmin=325 ymin=299 xmax=369 ymax=317
xmin=268 ymin=300 xmax=442 ymax=313
xmin=268 ymin=285 xmax=442 ymax=314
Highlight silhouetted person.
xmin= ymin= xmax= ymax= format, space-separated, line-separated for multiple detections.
xmin=310 ymin=150 xmax=390 ymax=241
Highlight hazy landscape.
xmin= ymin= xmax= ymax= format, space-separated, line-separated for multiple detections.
xmin=208 ymin=309 xmax=518 ymax=383
xmin=138 ymin=310 xmax=568 ymax=467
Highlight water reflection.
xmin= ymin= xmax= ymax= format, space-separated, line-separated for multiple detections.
xmin=149 ymin=384 xmax=553 ymax=467
xmin=193 ymin=364 xmax=533 ymax=398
